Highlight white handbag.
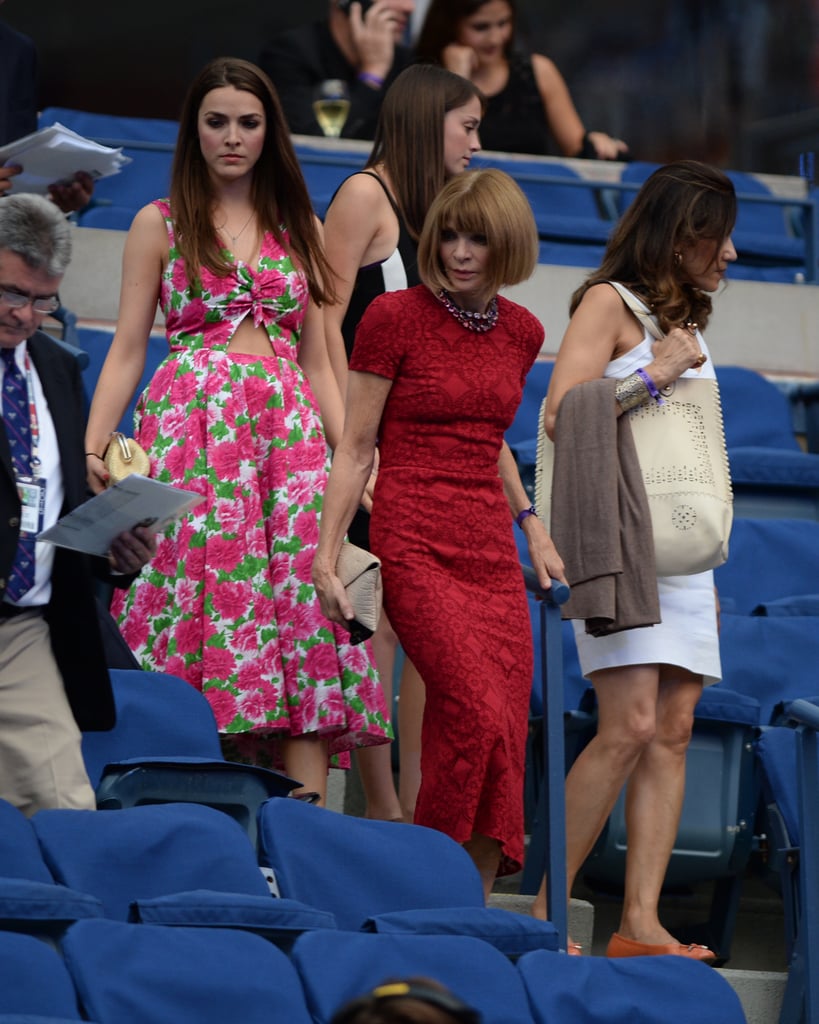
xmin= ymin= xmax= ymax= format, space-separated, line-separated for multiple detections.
xmin=535 ymin=284 xmax=733 ymax=577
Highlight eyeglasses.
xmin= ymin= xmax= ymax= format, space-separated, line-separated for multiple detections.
xmin=0 ymin=289 xmax=61 ymax=314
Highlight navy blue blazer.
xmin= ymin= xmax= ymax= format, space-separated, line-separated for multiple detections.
xmin=0 ymin=331 xmax=116 ymax=731
xmin=0 ymin=20 xmax=38 ymax=147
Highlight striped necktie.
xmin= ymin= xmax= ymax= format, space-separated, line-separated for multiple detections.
xmin=2 ymin=347 xmax=36 ymax=600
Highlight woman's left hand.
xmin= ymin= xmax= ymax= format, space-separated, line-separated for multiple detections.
xmin=522 ymin=515 xmax=567 ymax=591
xmin=587 ymin=131 xmax=629 ymax=161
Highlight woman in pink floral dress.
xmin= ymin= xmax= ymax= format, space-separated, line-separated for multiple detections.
xmin=85 ymin=57 xmax=389 ymax=801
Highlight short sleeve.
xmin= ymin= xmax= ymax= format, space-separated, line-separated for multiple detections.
xmin=349 ymin=291 xmax=408 ymax=381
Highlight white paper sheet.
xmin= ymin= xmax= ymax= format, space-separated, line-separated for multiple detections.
xmin=0 ymin=122 xmax=132 ymax=194
xmin=38 ymin=475 xmax=203 ymax=556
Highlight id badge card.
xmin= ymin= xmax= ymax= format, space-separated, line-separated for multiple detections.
xmin=17 ymin=475 xmax=46 ymax=536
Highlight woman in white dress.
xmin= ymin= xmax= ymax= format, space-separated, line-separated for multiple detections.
xmin=533 ymin=161 xmax=737 ymax=960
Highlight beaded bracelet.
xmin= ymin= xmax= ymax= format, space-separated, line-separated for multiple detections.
xmin=614 ymin=373 xmax=649 ymax=412
xmin=515 ymin=505 xmax=538 ymax=529
xmin=635 ymin=367 xmax=664 ymax=405
xmin=358 ymin=71 xmax=385 ymax=88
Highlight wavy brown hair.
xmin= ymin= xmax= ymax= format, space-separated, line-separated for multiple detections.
xmin=415 ymin=0 xmax=518 ymax=64
xmin=366 ymin=64 xmax=485 ymax=240
xmin=169 ymin=57 xmax=332 ymax=303
xmin=572 ymin=160 xmax=736 ymax=332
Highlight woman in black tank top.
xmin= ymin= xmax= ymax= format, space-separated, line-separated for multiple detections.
xmin=323 ymin=64 xmax=484 ymax=824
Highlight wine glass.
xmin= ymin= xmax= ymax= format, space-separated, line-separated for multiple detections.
xmin=312 ymin=79 xmax=351 ymax=139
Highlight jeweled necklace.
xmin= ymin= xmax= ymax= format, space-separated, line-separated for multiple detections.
xmin=217 ymin=211 xmax=255 ymax=247
xmin=437 ymin=289 xmax=499 ymax=333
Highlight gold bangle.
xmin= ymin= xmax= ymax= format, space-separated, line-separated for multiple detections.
xmin=614 ymin=373 xmax=650 ymax=412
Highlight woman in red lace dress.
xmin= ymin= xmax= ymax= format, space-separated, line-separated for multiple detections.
xmin=313 ymin=168 xmax=565 ymax=897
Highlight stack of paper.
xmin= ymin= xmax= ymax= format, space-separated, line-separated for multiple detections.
xmin=0 ymin=122 xmax=132 ymax=194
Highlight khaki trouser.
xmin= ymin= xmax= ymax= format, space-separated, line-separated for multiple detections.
xmin=0 ymin=610 xmax=96 ymax=816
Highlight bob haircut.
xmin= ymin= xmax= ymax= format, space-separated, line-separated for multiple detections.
xmin=416 ymin=0 xmax=518 ymax=64
xmin=170 ymin=56 xmax=331 ymax=302
xmin=418 ymin=168 xmax=538 ymax=296
xmin=367 ymin=64 xmax=485 ymax=240
xmin=574 ymin=160 xmax=736 ymax=332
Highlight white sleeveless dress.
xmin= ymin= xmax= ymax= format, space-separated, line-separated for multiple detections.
xmin=572 ymin=327 xmax=722 ymax=685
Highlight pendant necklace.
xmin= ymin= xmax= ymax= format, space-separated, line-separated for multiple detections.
xmin=437 ymin=289 xmax=499 ymax=333
xmin=218 ymin=211 xmax=255 ymax=248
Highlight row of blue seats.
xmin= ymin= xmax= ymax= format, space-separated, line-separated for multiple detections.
xmin=0 ymin=918 xmax=744 ymax=1024
xmin=38 ymin=106 xmax=819 ymax=281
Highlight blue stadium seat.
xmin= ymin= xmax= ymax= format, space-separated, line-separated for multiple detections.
xmin=0 ymin=931 xmax=84 ymax=1020
xmin=290 ymin=930 xmax=535 ymax=1024
xmin=717 ymin=366 xmax=819 ymax=519
xmin=714 ymin=518 xmax=819 ymax=615
xmin=62 ymin=919 xmax=313 ymax=1024
xmin=518 ymin=946 xmax=747 ymax=1024
xmin=83 ymin=670 xmax=299 ymax=846
xmin=32 ymin=803 xmax=333 ymax=944
xmin=754 ymin=699 xmax=819 ymax=1024
xmin=0 ymin=801 xmax=103 ymax=937
xmin=257 ymin=797 xmax=558 ymax=958
xmin=292 ymin=142 xmax=367 ymax=218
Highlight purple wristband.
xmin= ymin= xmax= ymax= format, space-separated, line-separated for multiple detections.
xmin=516 ymin=505 xmax=538 ymax=529
xmin=357 ymin=71 xmax=385 ymax=88
xmin=635 ymin=367 xmax=664 ymax=405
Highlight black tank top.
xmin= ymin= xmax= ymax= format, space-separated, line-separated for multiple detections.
xmin=334 ymin=171 xmax=420 ymax=360
xmin=478 ymin=54 xmax=553 ymax=156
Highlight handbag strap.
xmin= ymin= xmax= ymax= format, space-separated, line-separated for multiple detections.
xmin=608 ymin=281 xmax=665 ymax=341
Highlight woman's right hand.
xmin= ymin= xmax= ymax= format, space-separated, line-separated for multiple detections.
xmin=86 ymin=452 xmax=109 ymax=494
xmin=441 ymin=42 xmax=478 ymax=79
xmin=648 ymin=325 xmax=707 ymax=388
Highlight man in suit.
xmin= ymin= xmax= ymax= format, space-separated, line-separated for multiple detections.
xmin=259 ymin=0 xmax=414 ymax=140
xmin=0 ymin=192 xmax=155 ymax=816
xmin=0 ymin=2 xmax=92 ymax=211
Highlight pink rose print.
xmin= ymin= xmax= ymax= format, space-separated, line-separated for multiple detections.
xmin=174 ymin=615 xmax=203 ymax=657
xmin=206 ymin=535 xmax=243 ymax=573
xmin=114 ymin=213 xmax=386 ymax=762
xmin=210 ymin=440 xmax=243 ymax=479
xmin=303 ymin=642 xmax=341 ymax=682
xmin=294 ymin=509 xmax=319 ymax=547
xmin=134 ymin=582 xmax=169 ymax=618
xmin=293 ymin=546 xmax=315 ymax=585
xmin=202 ymin=646 xmax=238 ymax=683
xmin=212 ymin=581 xmax=250 ymax=620
xmin=148 ymin=361 xmax=177 ymax=403
xmin=206 ymin=687 xmax=241 ymax=730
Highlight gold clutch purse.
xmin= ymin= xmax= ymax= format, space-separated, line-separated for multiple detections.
xmin=104 ymin=432 xmax=151 ymax=485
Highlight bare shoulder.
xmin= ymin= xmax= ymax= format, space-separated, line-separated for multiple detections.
xmin=530 ymin=52 xmax=565 ymax=88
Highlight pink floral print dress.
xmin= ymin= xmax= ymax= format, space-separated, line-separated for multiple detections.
xmin=111 ymin=199 xmax=389 ymax=764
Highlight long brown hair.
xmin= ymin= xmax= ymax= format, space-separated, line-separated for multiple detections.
xmin=415 ymin=0 xmax=518 ymax=64
xmin=366 ymin=65 xmax=485 ymax=240
xmin=573 ymin=160 xmax=736 ymax=331
xmin=169 ymin=57 xmax=332 ymax=303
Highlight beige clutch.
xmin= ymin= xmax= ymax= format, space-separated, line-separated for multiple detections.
xmin=104 ymin=432 xmax=151 ymax=485
xmin=335 ymin=542 xmax=383 ymax=645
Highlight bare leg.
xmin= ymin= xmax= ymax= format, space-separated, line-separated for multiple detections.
xmin=355 ymin=612 xmax=403 ymax=821
xmin=464 ymin=833 xmax=502 ymax=903
xmin=616 ymin=671 xmax=703 ymax=944
xmin=397 ymin=657 xmax=425 ymax=822
xmin=531 ymin=664 xmax=660 ymax=920
xmin=280 ymin=733 xmax=330 ymax=806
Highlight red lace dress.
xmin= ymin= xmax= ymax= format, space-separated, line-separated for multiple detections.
xmin=350 ymin=285 xmax=544 ymax=875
